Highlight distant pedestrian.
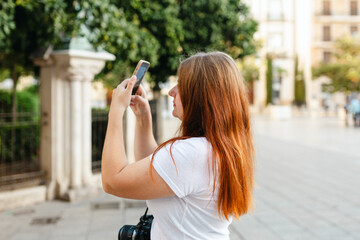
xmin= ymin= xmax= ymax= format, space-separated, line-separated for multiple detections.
xmin=101 ymin=52 xmax=255 ymax=239
xmin=348 ymin=98 xmax=360 ymax=127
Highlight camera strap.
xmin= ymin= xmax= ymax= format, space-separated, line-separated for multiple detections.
xmin=140 ymin=208 xmax=154 ymax=224
xmin=143 ymin=208 xmax=149 ymax=217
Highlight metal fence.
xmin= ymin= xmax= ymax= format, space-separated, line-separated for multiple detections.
xmin=91 ymin=100 xmax=159 ymax=172
xmin=149 ymin=99 xmax=159 ymax=141
xmin=0 ymin=112 xmax=43 ymax=191
xmin=91 ymin=109 xmax=109 ymax=173
xmin=0 ymin=100 xmax=160 ymax=189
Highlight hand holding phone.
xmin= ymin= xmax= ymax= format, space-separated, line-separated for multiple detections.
xmin=132 ymin=60 xmax=150 ymax=95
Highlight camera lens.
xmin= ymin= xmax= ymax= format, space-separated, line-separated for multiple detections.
xmin=118 ymin=225 xmax=137 ymax=240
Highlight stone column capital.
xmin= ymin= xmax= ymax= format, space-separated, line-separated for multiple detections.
xmin=51 ymin=50 xmax=115 ymax=82
xmin=63 ymin=65 xmax=91 ymax=82
xmin=54 ymin=62 xmax=103 ymax=82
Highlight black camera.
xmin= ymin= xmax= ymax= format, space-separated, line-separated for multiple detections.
xmin=118 ymin=208 xmax=153 ymax=240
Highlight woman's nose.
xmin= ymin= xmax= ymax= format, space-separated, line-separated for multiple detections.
xmin=169 ymin=87 xmax=175 ymax=97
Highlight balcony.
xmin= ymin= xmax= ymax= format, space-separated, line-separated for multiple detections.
xmin=267 ymin=13 xmax=285 ymax=22
xmin=312 ymin=41 xmax=334 ymax=49
xmin=314 ymin=14 xmax=360 ymax=23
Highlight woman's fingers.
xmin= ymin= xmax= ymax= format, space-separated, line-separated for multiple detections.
xmin=129 ymin=94 xmax=150 ymax=116
xmin=130 ymin=84 xmax=147 ymax=106
xmin=130 ymin=94 xmax=147 ymax=106
xmin=110 ymin=76 xmax=138 ymax=114
xmin=126 ymin=76 xmax=137 ymax=94
xmin=136 ymin=84 xmax=147 ymax=98
xmin=118 ymin=78 xmax=129 ymax=90
xmin=116 ymin=75 xmax=136 ymax=92
xmin=130 ymin=95 xmax=137 ymax=106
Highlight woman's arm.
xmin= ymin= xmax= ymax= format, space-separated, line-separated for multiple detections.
xmin=130 ymin=85 xmax=158 ymax=160
xmin=101 ymin=76 xmax=174 ymax=199
xmin=134 ymin=112 xmax=158 ymax=160
xmin=101 ymin=77 xmax=135 ymax=188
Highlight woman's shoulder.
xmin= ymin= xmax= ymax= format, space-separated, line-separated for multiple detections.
xmin=170 ymin=137 xmax=209 ymax=150
xmin=177 ymin=136 xmax=208 ymax=144
xmin=160 ymin=137 xmax=210 ymax=160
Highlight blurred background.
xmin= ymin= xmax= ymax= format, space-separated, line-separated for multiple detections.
xmin=0 ymin=0 xmax=360 ymax=240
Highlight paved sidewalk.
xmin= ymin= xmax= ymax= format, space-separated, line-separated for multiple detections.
xmin=1 ymin=116 xmax=360 ymax=240
xmin=0 ymin=194 xmax=146 ymax=240
xmin=230 ymin=116 xmax=360 ymax=240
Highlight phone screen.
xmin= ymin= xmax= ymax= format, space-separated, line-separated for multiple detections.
xmin=135 ymin=64 xmax=148 ymax=86
xmin=132 ymin=62 xmax=149 ymax=95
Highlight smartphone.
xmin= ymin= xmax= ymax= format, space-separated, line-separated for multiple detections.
xmin=132 ymin=60 xmax=150 ymax=95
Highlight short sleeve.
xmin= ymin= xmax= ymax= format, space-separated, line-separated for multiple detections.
xmin=151 ymin=138 xmax=209 ymax=198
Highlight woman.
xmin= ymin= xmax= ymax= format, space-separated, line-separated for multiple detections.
xmin=102 ymin=51 xmax=254 ymax=239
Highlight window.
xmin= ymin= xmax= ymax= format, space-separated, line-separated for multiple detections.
xmin=323 ymin=51 xmax=331 ymax=63
xmin=351 ymin=25 xmax=358 ymax=36
xmin=323 ymin=1 xmax=331 ymax=15
xmin=268 ymin=0 xmax=283 ymax=20
xmin=268 ymin=33 xmax=283 ymax=52
xmin=323 ymin=26 xmax=331 ymax=41
xmin=350 ymin=1 xmax=358 ymax=15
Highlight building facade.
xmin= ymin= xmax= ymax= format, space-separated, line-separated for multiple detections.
xmin=245 ymin=0 xmax=360 ymax=112
xmin=313 ymin=0 xmax=360 ymax=64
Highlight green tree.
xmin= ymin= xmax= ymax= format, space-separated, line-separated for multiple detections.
xmin=0 ymin=0 xmax=79 ymax=160
xmin=98 ymin=0 xmax=183 ymax=90
xmin=0 ymin=1 xmax=94 ymax=114
xmin=266 ymin=54 xmax=273 ymax=105
xmin=98 ymin=0 xmax=259 ymax=91
xmin=312 ymin=34 xmax=360 ymax=92
xmin=0 ymin=0 xmax=70 ymax=117
xmin=1 ymin=0 xmax=259 ymax=98
xmin=294 ymin=56 xmax=306 ymax=106
xmin=0 ymin=0 xmax=154 ymax=110
xmin=179 ymin=0 xmax=258 ymax=59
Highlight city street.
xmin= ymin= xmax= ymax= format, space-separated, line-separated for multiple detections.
xmin=1 ymin=115 xmax=360 ymax=240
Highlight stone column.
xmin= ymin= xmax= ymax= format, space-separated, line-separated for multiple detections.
xmin=34 ymin=49 xmax=115 ymax=201
xmin=69 ymin=78 xmax=82 ymax=188
xmin=82 ymin=80 xmax=92 ymax=185
xmin=33 ymin=57 xmax=58 ymax=200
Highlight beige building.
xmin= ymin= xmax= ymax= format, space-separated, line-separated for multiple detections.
xmin=245 ymin=0 xmax=360 ymax=113
xmin=313 ymin=0 xmax=360 ymax=64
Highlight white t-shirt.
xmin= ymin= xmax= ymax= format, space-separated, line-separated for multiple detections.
xmin=146 ymin=137 xmax=232 ymax=240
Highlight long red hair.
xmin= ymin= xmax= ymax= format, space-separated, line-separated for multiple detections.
xmin=151 ymin=52 xmax=254 ymax=220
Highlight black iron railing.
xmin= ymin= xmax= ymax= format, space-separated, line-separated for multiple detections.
xmin=91 ymin=109 xmax=109 ymax=173
xmin=91 ymin=100 xmax=159 ymax=173
xmin=0 ymin=112 xmax=43 ymax=191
